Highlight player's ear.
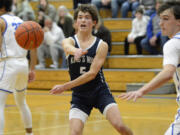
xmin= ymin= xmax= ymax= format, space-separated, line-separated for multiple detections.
xmin=177 ymin=19 xmax=180 ymax=26
xmin=93 ymin=20 xmax=97 ymax=27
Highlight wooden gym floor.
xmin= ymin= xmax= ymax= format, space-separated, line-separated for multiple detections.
xmin=4 ymin=90 xmax=177 ymax=135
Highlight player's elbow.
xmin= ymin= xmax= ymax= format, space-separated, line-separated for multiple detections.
xmin=165 ymin=73 xmax=173 ymax=81
xmin=87 ymin=72 xmax=97 ymax=80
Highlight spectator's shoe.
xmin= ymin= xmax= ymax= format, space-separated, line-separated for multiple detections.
xmin=35 ymin=64 xmax=45 ymax=69
xmin=50 ymin=64 xmax=59 ymax=69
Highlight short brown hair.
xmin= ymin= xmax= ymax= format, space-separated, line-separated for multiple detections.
xmin=158 ymin=1 xmax=180 ymax=19
xmin=73 ymin=4 xmax=99 ymax=24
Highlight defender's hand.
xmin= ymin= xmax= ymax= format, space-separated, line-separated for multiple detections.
xmin=118 ymin=91 xmax=143 ymax=102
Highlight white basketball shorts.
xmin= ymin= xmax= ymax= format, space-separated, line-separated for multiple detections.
xmin=0 ymin=58 xmax=28 ymax=93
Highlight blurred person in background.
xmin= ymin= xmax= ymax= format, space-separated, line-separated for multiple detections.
xmin=140 ymin=0 xmax=169 ymax=54
xmin=92 ymin=11 xmax=112 ymax=55
xmin=73 ymin=0 xmax=92 ymax=9
xmin=56 ymin=5 xmax=74 ymax=38
xmin=38 ymin=0 xmax=56 ymax=21
xmin=92 ymin=0 xmax=125 ymax=18
xmin=36 ymin=16 xmax=66 ymax=69
xmin=124 ymin=7 xmax=149 ymax=55
xmin=121 ymin=0 xmax=139 ymax=18
xmin=12 ymin=0 xmax=35 ymax=21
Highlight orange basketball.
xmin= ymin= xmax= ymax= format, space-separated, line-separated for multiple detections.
xmin=15 ymin=21 xmax=44 ymax=50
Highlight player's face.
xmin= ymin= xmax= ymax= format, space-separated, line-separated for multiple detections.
xmin=159 ymin=9 xmax=180 ymax=38
xmin=76 ymin=11 xmax=96 ymax=32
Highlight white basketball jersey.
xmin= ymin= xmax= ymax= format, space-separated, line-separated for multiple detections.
xmin=173 ymin=33 xmax=180 ymax=106
xmin=0 ymin=14 xmax=27 ymax=59
xmin=163 ymin=32 xmax=180 ymax=106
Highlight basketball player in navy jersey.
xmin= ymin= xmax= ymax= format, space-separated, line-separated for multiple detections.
xmin=50 ymin=4 xmax=133 ymax=135
xmin=120 ymin=2 xmax=180 ymax=135
xmin=0 ymin=0 xmax=36 ymax=135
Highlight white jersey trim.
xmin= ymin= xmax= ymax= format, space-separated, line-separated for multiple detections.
xmin=74 ymin=34 xmax=97 ymax=51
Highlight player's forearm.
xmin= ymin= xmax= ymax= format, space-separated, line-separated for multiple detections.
xmin=29 ymin=49 xmax=37 ymax=70
xmin=63 ymin=43 xmax=78 ymax=55
xmin=63 ymin=71 xmax=96 ymax=90
xmin=139 ymin=69 xmax=173 ymax=95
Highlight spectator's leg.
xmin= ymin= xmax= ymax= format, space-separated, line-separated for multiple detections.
xmin=91 ymin=0 xmax=102 ymax=11
xmin=141 ymin=37 xmax=158 ymax=54
xmin=131 ymin=1 xmax=139 ymax=18
xmin=36 ymin=44 xmax=48 ymax=68
xmin=111 ymin=0 xmax=125 ymax=18
xmin=111 ymin=0 xmax=119 ymax=18
xmin=124 ymin=37 xmax=130 ymax=55
xmin=160 ymin=36 xmax=169 ymax=54
xmin=73 ymin=0 xmax=78 ymax=9
xmin=49 ymin=45 xmax=60 ymax=68
xmin=134 ymin=36 xmax=144 ymax=54
xmin=160 ymin=36 xmax=169 ymax=48
xmin=121 ymin=1 xmax=130 ymax=18
xmin=58 ymin=47 xmax=67 ymax=68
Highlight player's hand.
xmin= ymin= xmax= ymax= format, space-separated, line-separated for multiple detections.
xmin=28 ymin=70 xmax=35 ymax=83
xmin=74 ymin=48 xmax=88 ymax=61
xmin=118 ymin=90 xmax=143 ymax=102
xmin=150 ymin=36 xmax=157 ymax=46
xmin=50 ymin=84 xmax=66 ymax=95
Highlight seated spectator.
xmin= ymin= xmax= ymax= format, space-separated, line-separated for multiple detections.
xmin=124 ymin=7 xmax=149 ymax=55
xmin=92 ymin=0 xmax=125 ymax=18
xmin=140 ymin=0 xmax=168 ymax=55
xmin=12 ymin=0 xmax=35 ymax=21
xmin=121 ymin=0 xmax=139 ymax=18
xmin=56 ymin=5 xmax=74 ymax=38
xmin=35 ymin=16 xmax=67 ymax=69
xmin=38 ymin=0 xmax=57 ymax=21
xmin=139 ymin=0 xmax=156 ymax=16
xmin=93 ymin=16 xmax=112 ymax=55
xmin=73 ymin=0 xmax=92 ymax=9
xmin=37 ymin=11 xmax=45 ymax=27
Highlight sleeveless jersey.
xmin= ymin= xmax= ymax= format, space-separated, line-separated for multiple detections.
xmin=163 ymin=32 xmax=180 ymax=106
xmin=172 ymin=33 xmax=180 ymax=106
xmin=67 ymin=35 xmax=109 ymax=96
xmin=0 ymin=14 xmax=27 ymax=59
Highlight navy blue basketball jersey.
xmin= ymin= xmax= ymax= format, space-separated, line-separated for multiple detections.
xmin=67 ymin=35 xmax=110 ymax=97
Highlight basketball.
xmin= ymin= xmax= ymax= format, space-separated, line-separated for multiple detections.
xmin=15 ymin=21 xmax=44 ymax=50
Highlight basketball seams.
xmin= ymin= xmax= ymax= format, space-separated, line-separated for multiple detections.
xmin=29 ymin=23 xmax=37 ymax=49
xmin=17 ymin=25 xmax=30 ymax=48
xmin=15 ymin=21 xmax=44 ymax=50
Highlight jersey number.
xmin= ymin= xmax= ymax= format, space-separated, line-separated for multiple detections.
xmin=12 ymin=22 xmax=22 ymax=30
xmin=80 ymin=67 xmax=86 ymax=74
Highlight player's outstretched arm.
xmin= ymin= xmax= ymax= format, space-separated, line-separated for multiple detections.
xmin=119 ymin=64 xmax=176 ymax=101
xmin=62 ymin=38 xmax=87 ymax=61
xmin=28 ymin=49 xmax=37 ymax=83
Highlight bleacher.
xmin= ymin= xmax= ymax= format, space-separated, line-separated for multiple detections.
xmin=28 ymin=0 xmax=174 ymax=93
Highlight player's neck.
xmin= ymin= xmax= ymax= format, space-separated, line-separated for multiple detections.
xmin=170 ymin=30 xmax=180 ymax=38
xmin=76 ymin=32 xmax=93 ymax=42
xmin=0 ymin=8 xmax=7 ymax=16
